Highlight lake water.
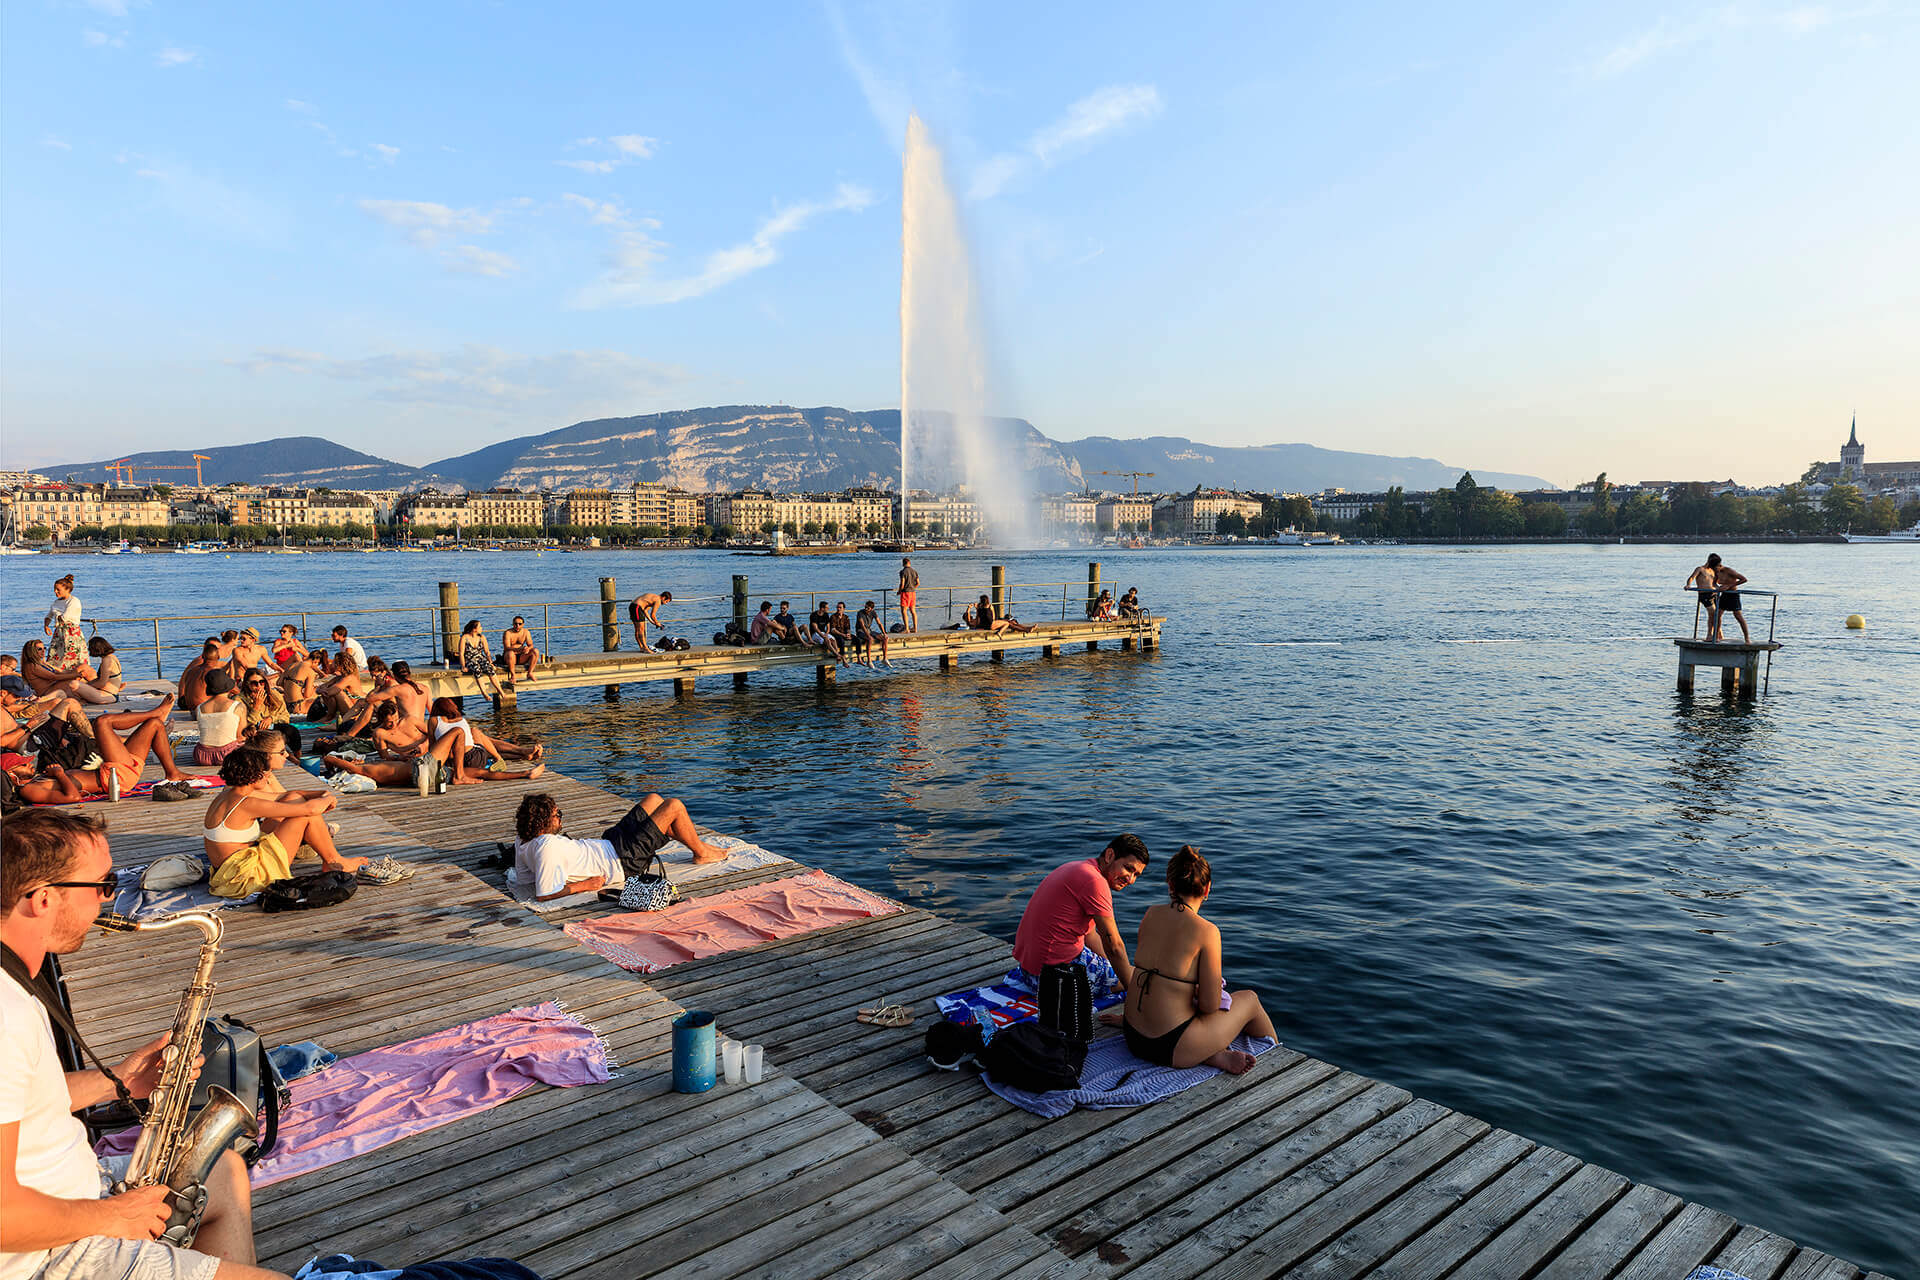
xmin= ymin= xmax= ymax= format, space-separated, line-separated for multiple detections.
xmin=6 ymin=543 xmax=1916 ymax=1272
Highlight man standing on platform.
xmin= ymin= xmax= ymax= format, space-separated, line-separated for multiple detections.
xmin=627 ymin=590 xmax=673 ymax=653
xmin=1011 ymin=835 xmax=1150 ymax=1040
xmin=898 ymin=557 xmax=920 ymax=633
xmin=2 ymin=809 xmax=288 ymax=1280
xmin=1712 ymin=557 xmax=1751 ymax=643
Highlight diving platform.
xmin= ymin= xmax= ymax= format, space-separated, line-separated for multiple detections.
xmin=1673 ymin=638 xmax=1783 ymax=697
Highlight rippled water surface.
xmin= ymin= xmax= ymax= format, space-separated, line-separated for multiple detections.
xmin=6 ymin=543 xmax=1916 ymax=1272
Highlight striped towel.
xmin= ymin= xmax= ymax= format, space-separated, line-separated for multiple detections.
xmin=983 ymin=1032 xmax=1279 ymax=1118
xmin=933 ymin=947 xmax=1124 ymax=1032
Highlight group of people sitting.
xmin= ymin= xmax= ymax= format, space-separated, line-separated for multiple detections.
xmin=1087 ymin=587 xmax=1144 ymax=621
xmin=747 ymin=600 xmax=895 ymax=667
xmin=1009 ymin=836 xmax=1274 ymax=1073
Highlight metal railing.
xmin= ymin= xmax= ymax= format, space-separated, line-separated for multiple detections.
xmin=1684 ymin=588 xmax=1779 ymax=643
xmin=83 ymin=570 xmax=1132 ymax=678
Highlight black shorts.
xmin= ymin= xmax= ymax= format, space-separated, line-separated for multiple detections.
xmin=1696 ymin=590 xmax=1718 ymax=607
xmin=601 ymin=803 xmax=669 ymax=873
xmin=1718 ymin=591 xmax=1742 ymax=612
xmin=462 ymin=745 xmax=492 ymax=771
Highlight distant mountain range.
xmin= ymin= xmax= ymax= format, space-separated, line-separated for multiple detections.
xmin=45 ymin=406 xmax=1555 ymax=495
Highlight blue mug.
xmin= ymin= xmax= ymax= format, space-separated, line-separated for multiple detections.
xmin=672 ymin=1011 xmax=716 ymax=1093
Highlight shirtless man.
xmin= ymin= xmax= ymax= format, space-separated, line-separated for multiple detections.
xmin=898 ymin=557 xmax=920 ymax=632
xmin=330 ymin=659 xmax=430 ymax=741
xmin=178 ymin=639 xmax=224 ymax=711
xmin=0 ymin=658 xmax=88 ymax=735
xmin=502 ymin=617 xmax=540 ymax=683
xmin=1712 ymin=557 xmax=1751 ymax=643
xmin=1686 ymin=556 xmax=1722 ymax=639
xmin=628 ymin=591 xmax=672 ymax=653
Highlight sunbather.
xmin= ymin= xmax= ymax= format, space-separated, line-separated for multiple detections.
xmin=513 ymin=787 xmax=725 ymax=900
xmin=1121 ymin=846 xmax=1274 ymax=1074
xmin=203 ymin=746 xmax=366 ymax=896
xmin=426 ymin=697 xmax=544 ymax=785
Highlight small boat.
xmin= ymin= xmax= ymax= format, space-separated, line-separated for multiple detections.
xmin=100 ymin=539 xmax=141 ymax=555
xmin=1842 ymin=523 xmax=1920 ymax=544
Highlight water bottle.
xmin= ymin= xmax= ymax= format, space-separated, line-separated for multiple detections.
xmin=106 ymin=770 xmax=120 ymax=802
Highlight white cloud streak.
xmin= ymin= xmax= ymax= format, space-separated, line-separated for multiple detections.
xmin=154 ymin=46 xmax=197 ymax=67
xmin=1592 ymin=5 xmax=1874 ymax=77
xmin=42 ymin=137 xmax=73 ymax=151
xmin=570 ymin=184 xmax=875 ymax=308
xmin=559 ymin=133 xmax=659 ymax=174
xmin=232 ymin=344 xmax=690 ymax=414
xmin=359 ymin=198 xmax=494 ymax=248
xmin=968 ymin=83 xmax=1164 ymax=200
xmin=448 ymin=245 xmax=518 ymax=277
xmin=371 ymin=143 xmax=400 ymax=163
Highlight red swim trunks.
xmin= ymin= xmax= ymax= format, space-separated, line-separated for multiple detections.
xmin=899 ymin=591 xmax=917 ymax=609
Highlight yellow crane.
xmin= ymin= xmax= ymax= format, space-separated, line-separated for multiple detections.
xmin=1099 ymin=470 xmax=1156 ymax=496
xmin=105 ymin=454 xmax=213 ymax=486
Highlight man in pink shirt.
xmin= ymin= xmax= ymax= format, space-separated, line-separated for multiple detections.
xmin=1011 ymin=836 xmax=1150 ymax=1038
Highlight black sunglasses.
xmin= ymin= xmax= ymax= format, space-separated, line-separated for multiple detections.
xmin=33 ymin=872 xmax=122 ymax=897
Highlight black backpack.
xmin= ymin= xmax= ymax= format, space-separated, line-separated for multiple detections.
xmin=977 ymin=1022 xmax=1087 ymax=1093
xmin=261 ymin=870 xmax=359 ymax=912
xmin=26 ymin=718 xmax=93 ymax=771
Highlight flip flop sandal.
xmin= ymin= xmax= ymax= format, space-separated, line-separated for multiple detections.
xmin=856 ymin=1004 xmax=915 ymax=1028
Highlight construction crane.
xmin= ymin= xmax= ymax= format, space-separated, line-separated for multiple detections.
xmin=1099 ymin=470 xmax=1156 ymax=496
xmin=105 ymin=454 xmax=213 ymax=486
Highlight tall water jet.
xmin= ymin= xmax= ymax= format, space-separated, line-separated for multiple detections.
xmin=899 ymin=114 xmax=1033 ymax=544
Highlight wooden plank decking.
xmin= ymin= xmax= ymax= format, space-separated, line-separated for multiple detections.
xmin=417 ymin=615 xmax=1161 ymax=705
xmin=48 ymin=748 xmax=1886 ymax=1280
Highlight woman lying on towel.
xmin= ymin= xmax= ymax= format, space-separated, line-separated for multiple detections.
xmin=1122 ymin=846 xmax=1276 ymax=1074
xmin=203 ymin=743 xmax=367 ymax=896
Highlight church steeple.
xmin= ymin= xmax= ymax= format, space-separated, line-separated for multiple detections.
xmin=1848 ymin=415 xmax=1859 ymax=448
xmin=1841 ymin=414 xmax=1865 ymax=479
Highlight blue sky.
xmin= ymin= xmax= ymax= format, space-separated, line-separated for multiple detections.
xmin=2 ymin=1 xmax=1914 ymax=486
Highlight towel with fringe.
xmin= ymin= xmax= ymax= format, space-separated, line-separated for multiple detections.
xmin=983 ymin=1032 xmax=1279 ymax=1118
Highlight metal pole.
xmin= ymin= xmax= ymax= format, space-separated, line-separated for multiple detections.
xmin=153 ymin=618 xmax=164 ymax=679
xmin=543 ymin=604 xmax=551 ymax=656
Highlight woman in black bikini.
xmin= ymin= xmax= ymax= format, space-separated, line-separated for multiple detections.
xmin=1122 ymin=846 xmax=1276 ymax=1074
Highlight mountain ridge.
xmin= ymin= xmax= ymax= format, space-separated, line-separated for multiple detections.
xmin=44 ymin=408 xmax=1556 ymax=496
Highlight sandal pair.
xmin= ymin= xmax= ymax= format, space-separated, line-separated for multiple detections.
xmin=856 ymin=1003 xmax=914 ymax=1028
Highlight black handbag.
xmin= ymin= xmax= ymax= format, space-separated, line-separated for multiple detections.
xmin=617 ymin=851 xmax=676 ymax=911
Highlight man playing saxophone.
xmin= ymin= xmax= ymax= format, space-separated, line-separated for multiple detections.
xmin=1 ymin=810 xmax=287 ymax=1280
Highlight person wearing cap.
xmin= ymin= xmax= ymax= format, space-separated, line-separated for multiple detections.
xmin=192 ymin=672 xmax=247 ymax=766
xmin=226 ymin=627 xmax=282 ymax=681
xmin=898 ymin=557 xmax=920 ymax=632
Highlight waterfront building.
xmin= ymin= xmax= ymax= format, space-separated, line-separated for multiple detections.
xmin=0 ymin=470 xmax=51 ymax=489
xmin=1094 ymin=496 xmax=1154 ymax=532
xmin=1814 ymin=416 xmax=1920 ymax=493
xmin=467 ymin=488 xmax=545 ymax=529
xmin=9 ymin=483 xmax=170 ymax=537
xmin=402 ymin=492 xmax=470 ymax=532
xmin=709 ymin=490 xmax=776 ymax=535
xmin=904 ymin=490 xmax=981 ymax=539
xmin=1038 ymin=495 xmax=1098 ymax=539
xmin=559 ymin=488 xmax=612 ymax=528
xmin=1156 ymin=486 xmax=1264 ymax=537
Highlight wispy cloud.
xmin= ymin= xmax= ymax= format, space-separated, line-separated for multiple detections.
xmin=969 ymin=84 xmax=1163 ymax=200
xmin=286 ymin=98 xmax=315 ymax=114
xmin=154 ymin=46 xmax=198 ymax=68
xmin=232 ymin=344 xmax=690 ymax=415
xmin=82 ymin=29 xmax=125 ymax=48
xmin=448 ymin=245 xmax=518 ymax=277
xmin=359 ymin=199 xmax=517 ymax=278
xmin=571 ymin=183 xmax=875 ymax=308
xmin=559 ymin=134 xmax=659 ymax=174
xmin=42 ymin=137 xmax=73 ymax=151
xmin=371 ymin=143 xmax=400 ymax=163
xmin=83 ymin=0 xmax=134 ymax=15
xmin=1592 ymin=5 xmax=1875 ymax=77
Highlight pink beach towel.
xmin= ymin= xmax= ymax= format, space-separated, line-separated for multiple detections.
xmin=563 ymin=869 xmax=902 ymax=974
xmin=66 ymin=775 xmax=220 ymax=804
xmin=101 ymin=1002 xmax=612 ymax=1186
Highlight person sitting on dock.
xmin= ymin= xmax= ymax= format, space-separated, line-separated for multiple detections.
xmin=830 ymin=602 xmax=856 ymax=652
xmin=329 ymin=659 xmax=430 ymax=744
xmin=513 ymin=788 xmax=725 ymax=900
xmin=204 ymin=745 xmax=367 ymax=895
xmin=426 ymin=697 xmax=544 ymax=785
xmin=1122 ymin=846 xmax=1274 ymax=1074
xmin=899 ymin=557 xmax=921 ymax=632
xmin=0 ymin=660 xmax=88 ymax=736
xmin=192 ymin=672 xmax=247 ymax=766
xmin=971 ymin=595 xmax=1037 ymax=637
xmin=271 ymin=623 xmax=309 ymax=668
xmin=1012 ymin=836 xmax=1150 ymax=1038
xmin=750 ymin=601 xmax=793 ymax=644
xmin=278 ymin=645 xmax=321 ymax=718
xmin=457 ymin=619 xmax=508 ymax=698
xmin=313 ymin=650 xmax=368 ymax=722
xmin=773 ymin=601 xmax=801 ymax=642
xmin=1118 ymin=587 xmax=1143 ymax=620
xmin=81 ymin=637 xmax=124 ymax=703
xmin=855 ymin=600 xmax=892 ymax=668
xmin=1 ymin=808 xmax=292 ymax=1280
xmin=330 ymin=625 xmax=368 ymax=673
xmin=227 ymin=627 xmax=282 ymax=681
xmin=628 ymin=591 xmax=673 ymax=653
xmin=804 ymin=604 xmax=844 ymax=661
xmin=177 ymin=638 xmax=223 ymax=711
xmin=8 ymin=698 xmax=190 ymax=805
xmin=1713 ymin=558 xmax=1751 ymax=643
xmin=1088 ymin=590 xmax=1117 ymax=621
xmin=18 ymin=641 xmax=89 ymax=700
xmin=502 ymin=616 xmax=541 ymax=684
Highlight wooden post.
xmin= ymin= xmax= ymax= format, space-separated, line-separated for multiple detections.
xmin=991 ymin=565 xmax=1006 ymax=661
xmin=1122 ymin=635 xmax=1136 ymax=651
xmin=1086 ymin=561 xmax=1102 ymax=619
xmin=600 ymin=576 xmax=620 ymax=698
xmin=939 ymin=653 xmax=955 ymax=671
xmin=1041 ymin=643 xmax=1057 ymax=658
xmin=1739 ymin=655 xmax=1760 ymax=699
xmin=437 ymin=581 xmax=460 ymax=664
xmin=732 ymin=574 xmax=750 ymax=636
xmin=674 ymin=677 xmax=695 ymax=697
xmin=1720 ymin=664 xmax=1737 ymax=694
xmin=816 ymin=663 xmax=835 ymax=687
xmin=1677 ymin=654 xmax=1693 ymax=693
xmin=733 ymin=672 xmax=749 ymax=689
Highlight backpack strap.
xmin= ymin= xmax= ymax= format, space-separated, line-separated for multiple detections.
xmin=0 ymin=944 xmax=141 ymax=1114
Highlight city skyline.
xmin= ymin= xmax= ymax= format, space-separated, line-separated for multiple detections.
xmin=3 ymin=2 xmax=1916 ymax=485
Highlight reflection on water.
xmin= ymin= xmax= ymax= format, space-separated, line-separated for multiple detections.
xmin=4 ymin=545 xmax=1916 ymax=1272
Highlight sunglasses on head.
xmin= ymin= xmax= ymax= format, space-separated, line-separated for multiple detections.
xmin=31 ymin=871 xmax=121 ymax=897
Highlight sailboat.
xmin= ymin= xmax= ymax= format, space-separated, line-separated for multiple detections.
xmin=0 ymin=508 xmax=41 ymax=554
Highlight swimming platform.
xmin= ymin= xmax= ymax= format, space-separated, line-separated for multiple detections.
xmin=54 ymin=753 xmax=1889 ymax=1279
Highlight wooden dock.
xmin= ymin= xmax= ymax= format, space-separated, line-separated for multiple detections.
xmin=55 ymin=754 xmax=1889 ymax=1279
xmin=420 ymin=616 xmax=1162 ymax=708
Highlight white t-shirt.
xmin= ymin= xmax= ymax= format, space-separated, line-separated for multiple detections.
xmin=0 ymin=973 xmax=102 ymax=1280
xmin=430 ymin=715 xmax=474 ymax=752
xmin=337 ymin=636 xmax=367 ymax=671
xmin=515 ymin=833 xmax=625 ymax=898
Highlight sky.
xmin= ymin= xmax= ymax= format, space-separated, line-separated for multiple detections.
xmin=2 ymin=1 xmax=1916 ymax=488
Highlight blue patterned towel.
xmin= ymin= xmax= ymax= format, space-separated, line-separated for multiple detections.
xmin=933 ymin=947 xmax=1124 ymax=1031
xmin=983 ymin=1032 xmax=1279 ymax=1118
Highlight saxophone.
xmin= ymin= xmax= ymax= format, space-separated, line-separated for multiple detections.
xmin=95 ymin=910 xmax=259 ymax=1249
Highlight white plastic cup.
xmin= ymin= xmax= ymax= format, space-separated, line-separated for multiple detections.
xmin=722 ymin=1039 xmax=743 ymax=1084
xmin=743 ymin=1044 xmax=765 ymax=1084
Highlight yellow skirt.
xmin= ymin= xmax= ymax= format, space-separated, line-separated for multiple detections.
xmin=208 ymin=832 xmax=292 ymax=898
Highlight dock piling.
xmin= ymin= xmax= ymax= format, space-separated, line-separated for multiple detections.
xmin=732 ymin=575 xmax=749 ymax=635
xmin=1086 ymin=562 xmax=1102 ymax=650
xmin=437 ymin=581 xmax=460 ymax=664
xmin=600 ymin=577 xmax=620 ymax=697
xmin=991 ymin=565 xmax=1006 ymax=661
